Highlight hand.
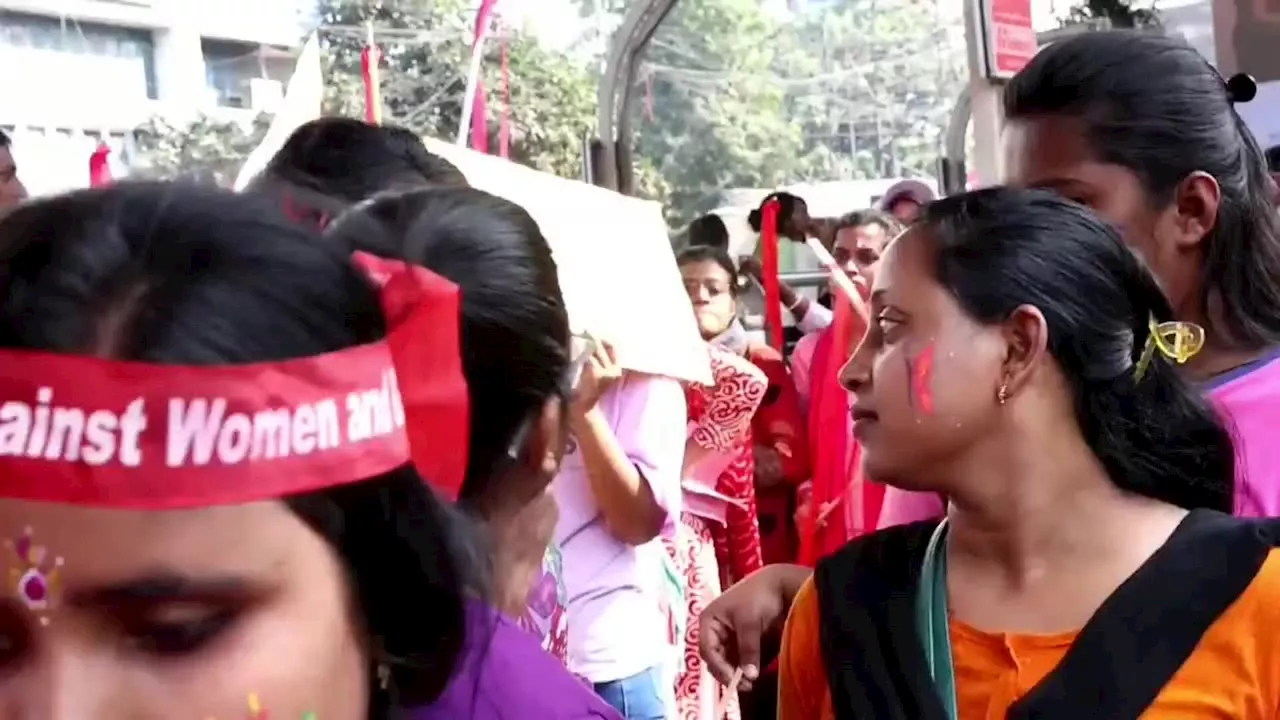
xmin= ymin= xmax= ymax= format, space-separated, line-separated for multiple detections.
xmin=753 ymin=445 xmax=784 ymax=488
xmin=737 ymin=255 xmax=763 ymax=282
xmin=794 ymin=481 xmax=812 ymax=528
xmin=571 ymin=340 xmax=622 ymax=417
xmin=807 ymin=218 xmax=835 ymax=245
xmin=698 ymin=564 xmax=810 ymax=691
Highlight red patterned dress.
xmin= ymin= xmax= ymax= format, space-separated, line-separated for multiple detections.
xmin=667 ymin=345 xmax=766 ymax=720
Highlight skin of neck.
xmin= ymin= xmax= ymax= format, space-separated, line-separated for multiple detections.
xmin=940 ymin=396 xmax=1184 ymax=590
xmin=1176 ymin=288 xmax=1272 ymax=381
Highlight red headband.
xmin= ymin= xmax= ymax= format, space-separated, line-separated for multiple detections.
xmin=0 ymin=252 xmax=469 ymax=509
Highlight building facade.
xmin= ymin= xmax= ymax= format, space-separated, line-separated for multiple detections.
xmin=0 ymin=0 xmax=307 ymax=192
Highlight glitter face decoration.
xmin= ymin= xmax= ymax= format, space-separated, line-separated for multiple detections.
xmin=224 ymin=694 xmax=316 ymax=720
xmin=906 ymin=343 xmax=935 ymax=415
xmin=6 ymin=526 xmax=63 ymax=625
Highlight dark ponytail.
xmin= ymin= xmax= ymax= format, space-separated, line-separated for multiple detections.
xmin=922 ymin=188 xmax=1234 ymax=511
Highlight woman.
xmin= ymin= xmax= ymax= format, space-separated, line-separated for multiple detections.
xmin=678 ymin=245 xmax=809 ymax=566
xmin=668 ymin=245 xmax=773 ymax=720
xmin=327 ymin=186 xmax=623 ymax=718
xmin=879 ymin=30 xmax=1280 ymax=527
xmin=251 ymin=121 xmax=579 ymax=670
xmin=698 ymin=51 xmax=1280 ymax=662
xmin=781 ymin=187 xmax=1280 ymax=718
xmin=0 ymin=183 xmax=479 ymax=718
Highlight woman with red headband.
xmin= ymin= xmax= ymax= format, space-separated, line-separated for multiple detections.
xmin=0 ymin=183 xmax=619 ymax=719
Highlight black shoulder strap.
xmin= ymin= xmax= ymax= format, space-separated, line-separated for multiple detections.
xmin=814 ymin=520 xmax=947 ymax=720
xmin=1010 ymin=510 xmax=1280 ymax=720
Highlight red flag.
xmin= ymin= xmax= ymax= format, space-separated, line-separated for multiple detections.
xmin=469 ymin=0 xmax=501 ymax=154
xmin=760 ymin=199 xmax=784 ymax=352
xmin=360 ymin=28 xmax=383 ymax=125
xmin=89 ymin=143 xmax=112 ymax=188
xmin=498 ymin=35 xmax=510 ymax=159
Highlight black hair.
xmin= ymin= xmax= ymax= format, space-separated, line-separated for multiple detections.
xmin=249 ymin=118 xmax=468 ymax=228
xmin=676 ymin=244 xmax=739 ymax=294
xmin=325 ymin=187 xmax=571 ymax=507
xmin=0 ymin=182 xmax=480 ymax=717
xmin=918 ymin=187 xmax=1233 ymax=512
xmin=747 ymin=191 xmax=805 ymax=233
xmin=835 ymin=208 xmax=902 ymax=236
xmin=0 ymin=129 xmax=10 ymax=147
xmin=688 ymin=213 xmax=730 ymax=250
xmin=1266 ymin=146 xmax=1280 ymax=174
xmin=1005 ymin=31 xmax=1280 ymax=351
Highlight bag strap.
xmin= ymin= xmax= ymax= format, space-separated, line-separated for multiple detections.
xmin=915 ymin=519 xmax=958 ymax=720
xmin=815 ymin=520 xmax=948 ymax=720
xmin=1010 ymin=510 xmax=1280 ymax=719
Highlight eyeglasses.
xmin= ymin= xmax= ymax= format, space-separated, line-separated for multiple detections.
xmin=505 ymin=332 xmax=598 ymax=460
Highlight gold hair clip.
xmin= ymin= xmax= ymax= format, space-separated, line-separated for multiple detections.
xmin=1133 ymin=317 xmax=1205 ymax=381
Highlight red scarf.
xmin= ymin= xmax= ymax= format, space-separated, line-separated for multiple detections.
xmin=797 ymin=296 xmax=884 ymax=566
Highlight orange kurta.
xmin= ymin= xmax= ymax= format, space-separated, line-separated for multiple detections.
xmin=779 ymin=550 xmax=1280 ymax=720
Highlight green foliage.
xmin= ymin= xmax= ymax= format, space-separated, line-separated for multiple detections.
xmin=131 ymin=114 xmax=270 ymax=185
xmin=593 ymin=0 xmax=963 ymax=225
xmin=318 ymin=0 xmax=632 ymax=184
xmin=1063 ymin=0 xmax=1160 ymax=28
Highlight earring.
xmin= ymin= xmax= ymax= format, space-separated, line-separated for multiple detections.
xmin=377 ymin=662 xmax=391 ymax=690
xmin=997 ymin=383 xmax=1009 ymax=405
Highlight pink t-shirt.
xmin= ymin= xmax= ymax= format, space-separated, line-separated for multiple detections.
xmin=877 ymin=350 xmax=1280 ymax=527
xmin=552 ymin=374 xmax=687 ymax=683
xmin=1209 ymin=350 xmax=1280 ymax=517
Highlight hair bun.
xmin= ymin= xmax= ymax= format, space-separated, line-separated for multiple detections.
xmin=1226 ymin=73 xmax=1257 ymax=104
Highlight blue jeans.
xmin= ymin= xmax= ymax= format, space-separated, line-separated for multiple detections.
xmin=592 ymin=665 xmax=667 ymax=720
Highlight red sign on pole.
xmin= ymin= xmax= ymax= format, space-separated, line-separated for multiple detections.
xmin=983 ymin=0 xmax=1037 ymax=79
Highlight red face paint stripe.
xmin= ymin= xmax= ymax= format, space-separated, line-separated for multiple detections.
xmin=912 ymin=344 xmax=935 ymax=415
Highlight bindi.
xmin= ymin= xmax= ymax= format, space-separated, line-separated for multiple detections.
xmin=6 ymin=526 xmax=64 ymax=625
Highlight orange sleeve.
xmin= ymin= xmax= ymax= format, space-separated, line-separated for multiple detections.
xmin=778 ymin=576 xmax=831 ymax=720
xmin=748 ymin=345 xmax=811 ymax=484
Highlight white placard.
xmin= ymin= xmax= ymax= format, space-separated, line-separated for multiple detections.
xmin=423 ymin=139 xmax=711 ymax=385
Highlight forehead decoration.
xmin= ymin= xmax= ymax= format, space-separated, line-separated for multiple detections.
xmin=0 ymin=252 xmax=469 ymax=508
xmin=6 ymin=527 xmax=62 ymax=625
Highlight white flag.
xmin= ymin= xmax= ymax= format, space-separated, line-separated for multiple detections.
xmin=233 ymin=33 xmax=324 ymax=191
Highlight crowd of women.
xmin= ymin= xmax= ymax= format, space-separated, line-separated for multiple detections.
xmin=0 ymin=27 xmax=1279 ymax=720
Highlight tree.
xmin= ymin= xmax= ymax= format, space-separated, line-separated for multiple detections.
xmin=131 ymin=114 xmax=269 ymax=185
xmin=318 ymin=0 xmax=626 ymax=184
xmin=779 ymin=0 xmax=965 ymax=182
xmin=584 ymin=0 xmax=808 ymax=226
xmin=579 ymin=0 xmax=964 ymax=225
xmin=1063 ymin=0 xmax=1160 ymax=28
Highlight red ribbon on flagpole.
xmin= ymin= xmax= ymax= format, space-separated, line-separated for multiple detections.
xmin=760 ymin=199 xmax=784 ymax=352
xmin=469 ymin=0 xmax=501 ymax=154
xmin=360 ymin=24 xmax=383 ymax=125
xmin=498 ymin=35 xmax=510 ymax=159
xmin=89 ymin=143 xmax=112 ymax=188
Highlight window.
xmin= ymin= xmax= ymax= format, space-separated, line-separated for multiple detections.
xmin=202 ymin=39 xmax=259 ymax=108
xmin=0 ymin=12 xmax=157 ymax=99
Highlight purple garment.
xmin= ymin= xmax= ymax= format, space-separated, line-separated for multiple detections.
xmin=552 ymin=374 xmax=687 ymax=683
xmin=412 ymin=600 xmax=622 ymax=720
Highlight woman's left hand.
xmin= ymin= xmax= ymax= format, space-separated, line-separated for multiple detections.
xmin=571 ymin=341 xmax=622 ymax=417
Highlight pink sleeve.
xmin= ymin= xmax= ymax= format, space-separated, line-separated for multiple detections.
xmin=876 ymin=487 xmax=946 ymax=529
xmin=612 ymin=374 xmax=688 ymax=518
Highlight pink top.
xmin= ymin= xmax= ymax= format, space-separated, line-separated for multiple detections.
xmin=552 ymin=374 xmax=687 ymax=683
xmin=1208 ymin=350 xmax=1280 ymax=517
